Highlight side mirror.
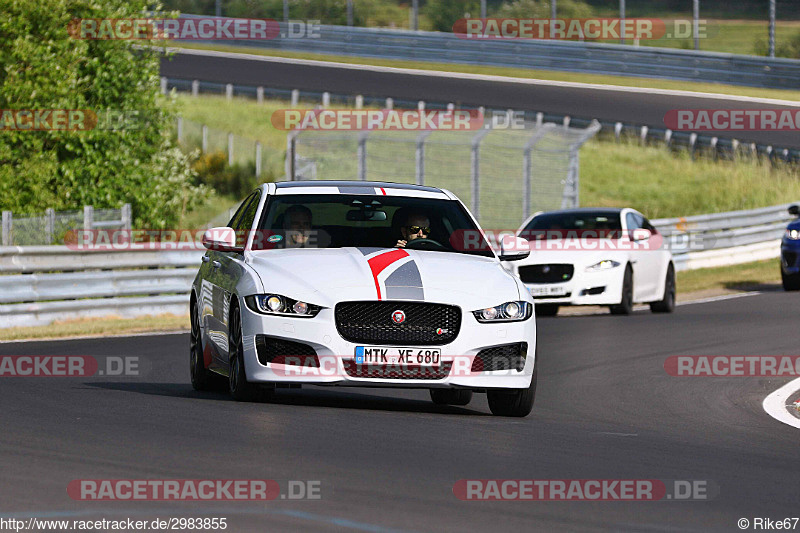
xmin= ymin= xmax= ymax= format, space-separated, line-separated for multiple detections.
xmin=631 ymin=228 xmax=651 ymax=242
xmin=499 ymin=236 xmax=530 ymax=261
xmin=789 ymin=205 xmax=799 ymax=216
xmin=202 ymin=226 xmax=238 ymax=251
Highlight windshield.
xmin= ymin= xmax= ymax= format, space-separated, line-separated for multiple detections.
xmin=521 ymin=211 xmax=623 ymax=240
xmin=254 ymin=194 xmax=494 ymax=257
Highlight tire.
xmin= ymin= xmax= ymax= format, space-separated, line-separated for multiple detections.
xmin=536 ymin=304 xmax=559 ymax=317
xmin=782 ymin=269 xmax=800 ymax=291
xmin=228 ymin=301 xmax=261 ymax=402
xmin=190 ymin=296 xmax=215 ymax=391
xmin=430 ymin=389 xmax=473 ymax=406
xmin=650 ymin=263 xmax=676 ymax=313
xmin=487 ymin=356 xmax=538 ymax=417
xmin=610 ymin=265 xmax=634 ymax=315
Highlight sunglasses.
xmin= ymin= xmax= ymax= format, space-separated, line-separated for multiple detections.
xmin=405 ymin=225 xmax=431 ymax=235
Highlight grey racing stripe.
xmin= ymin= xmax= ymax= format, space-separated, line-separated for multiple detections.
xmin=356 ymin=247 xmax=384 ymax=256
xmin=384 ymin=260 xmax=424 ymax=300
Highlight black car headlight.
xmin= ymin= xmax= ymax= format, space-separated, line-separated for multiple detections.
xmin=472 ymin=301 xmax=533 ymax=323
xmin=245 ymin=294 xmax=322 ymax=317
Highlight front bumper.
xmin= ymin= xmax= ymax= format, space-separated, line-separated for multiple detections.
xmin=781 ymin=240 xmax=800 ymax=274
xmin=239 ymin=303 xmax=536 ymax=390
xmin=521 ymin=267 xmax=625 ymax=306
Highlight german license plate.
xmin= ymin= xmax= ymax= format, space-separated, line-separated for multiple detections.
xmin=529 ymin=285 xmax=567 ymax=297
xmin=355 ymin=347 xmax=441 ymax=367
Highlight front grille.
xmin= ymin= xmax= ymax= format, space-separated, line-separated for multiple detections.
xmin=335 ymin=301 xmax=461 ymax=345
xmin=532 ymin=292 xmax=571 ymax=300
xmin=343 ymin=360 xmax=452 ymax=380
xmin=471 ymin=343 xmax=527 ymax=372
xmin=518 ymin=264 xmax=574 ymax=283
xmin=255 ymin=335 xmax=319 ymax=367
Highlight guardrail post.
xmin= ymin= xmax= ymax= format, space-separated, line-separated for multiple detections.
xmin=470 ymin=128 xmax=491 ymax=221
xmin=710 ymin=136 xmax=718 ymax=160
xmin=447 ymin=103 xmax=454 ymax=112
xmin=2 ymin=211 xmax=11 ymax=246
xmin=563 ymin=116 xmax=570 ymax=129
xmin=226 ymin=84 xmax=233 ymax=101
xmin=689 ymin=133 xmax=697 ymax=160
xmin=227 ymin=133 xmax=234 ymax=166
xmin=418 ymin=100 xmax=425 ymax=112
xmin=536 ymin=112 xmax=543 ymax=127
xmin=640 ymin=125 xmax=648 ymax=145
xmin=286 ymin=132 xmax=298 ymax=180
xmin=732 ymin=139 xmax=739 ymax=158
xmin=83 ymin=205 xmax=94 ymax=232
xmin=355 ymin=95 xmax=363 ymax=109
xmin=385 ymin=98 xmax=393 ymax=110
xmin=257 ymin=86 xmax=264 ymax=104
xmin=121 ymin=204 xmax=132 ymax=231
xmin=176 ymin=116 xmax=183 ymax=143
xmin=322 ymin=92 xmax=330 ymax=108
xmin=357 ymin=131 xmax=369 ymax=181
xmin=201 ymin=125 xmax=208 ymax=153
xmin=347 ymin=0 xmax=353 ymax=26
xmin=415 ymin=131 xmax=431 ymax=185
xmin=291 ymin=89 xmax=299 ymax=107
xmin=255 ymin=142 xmax=262 ymax=178
xmin=45 ymin=208 xmax=55 ymax=244
xmin=192 ymin=80 xmax=199 ymax=97
xmin=160 ymin=77 xmax=167 ymax=95
xmin=664 ymin=129 xmax=672 ymax=147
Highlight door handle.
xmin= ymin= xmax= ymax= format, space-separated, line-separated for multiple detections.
xmin=212 ymin=261 xmax=221 ymax=269
xmin=201 ymin=255 xmax=210 ymax=263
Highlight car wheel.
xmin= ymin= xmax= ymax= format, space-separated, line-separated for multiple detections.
xmin=536 ymin=304 xmax=559 ymax=317
xmin=190 ymin=297 xmax=214 ymax=391
xmin=782 ymin=269 xmax=800 ymax=291
xmin=610 ymin=265 xmax=634 ymax=315
xmin=430 ymin=389 xmax=473 ymax=406
xmin=487 ymin=357 xmax=537 ymax=417
xmin=650 ymin=263 xmax=676 ymax=313
xmin=228 ymin=301 xmax=260 ymax=402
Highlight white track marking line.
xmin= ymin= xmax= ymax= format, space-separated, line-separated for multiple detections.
xmin=170 ymin=47 xmax=800 ymax=107
xmin=677 ymin=291 xmax=762 ymax=306
xmin=0 ymin=329 xmax=189 ymax=344
xmin=763 ymin=376 xmax=800 ymax=429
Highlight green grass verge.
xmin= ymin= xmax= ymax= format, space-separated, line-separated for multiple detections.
xmin=677 ymin=258 xmax=781 ymax=294
xmin=176 ymin=94 xmax=800 ymax=226
xmin=0 ymin=314 xmax=189 ymax=342
xmin=169 ymin=36 xmax=800 ymax=102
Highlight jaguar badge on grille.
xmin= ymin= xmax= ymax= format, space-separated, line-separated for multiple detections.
xmin=391 ymin=310 xmax=406 ymax=324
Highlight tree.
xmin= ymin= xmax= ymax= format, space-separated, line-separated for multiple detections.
xmin=0 ymin=0 xmax=207 ymax=228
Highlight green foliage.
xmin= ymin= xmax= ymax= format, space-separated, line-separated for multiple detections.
xmin=495 ymin=0 xmax=593 ymax=19
xmin=191 ymin=150 xmax=274 ymax=198
xmin=754 ymin=31 xmax=800 ymax=58
xmin=0 ymin=0 xmax=207 ymax=228
xmin=424 ymin=0 xmax=480 ymax=32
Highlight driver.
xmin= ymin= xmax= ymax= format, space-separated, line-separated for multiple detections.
xmin=283 ymin=204 xmax=313 ymax=247
xmin=395 ymin=211 xmax=431 ymax=248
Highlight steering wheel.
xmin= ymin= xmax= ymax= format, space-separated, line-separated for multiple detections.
xmin=404 ymin=237 xmax=446 ymax=250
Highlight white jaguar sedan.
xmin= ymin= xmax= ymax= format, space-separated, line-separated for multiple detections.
xmin=190 ymin=181 xmax=538 ymax=417
xmin=508 ymin=208 xmax=675 ymax=316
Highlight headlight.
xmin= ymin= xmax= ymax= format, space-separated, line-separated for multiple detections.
xmin=244 ymin=294 xmax=322 ymax=317
xmin=785 ymin=229 xmax=800 ymax=240
xmin=472 ymin=301 xmax=532 ymax=323
xmin=585 ymin=259 xmax=621 ymax=272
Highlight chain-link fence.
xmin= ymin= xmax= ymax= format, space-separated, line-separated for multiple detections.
xmin=288 ymin=120 xmax=599 ymax=229
xmin=1 ymin=205 xmax=131 ymax=246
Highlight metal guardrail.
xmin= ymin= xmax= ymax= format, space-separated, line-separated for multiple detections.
xmin=0 ymin=202 xmax=795 ymax=327
xmin=180 ymin=16 xmax=800 ymax=90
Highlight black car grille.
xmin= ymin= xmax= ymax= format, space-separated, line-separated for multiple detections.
xmin=471 ymin=343 xmax=527 ymax=372
xmin=335 ymin=301 xmax=461 ymax=346
xmin=255 ymin=335 xmax=319 ymax=367
xmin=518 ymin=264 xmax=574 ymax=283
xmin=343 ymin=360 xmax=452 ymax=380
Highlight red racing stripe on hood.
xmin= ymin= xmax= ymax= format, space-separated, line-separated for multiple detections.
xmin=367 ymin=249 xmax=409 ymax=299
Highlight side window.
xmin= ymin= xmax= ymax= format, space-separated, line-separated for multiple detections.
xmin=642 ymin=217 xmax=658 ymax=234
xmin=227 ymin=193 xmax=255 ymax=230
xmin=625 ymin=213 xmax=639 ymax=231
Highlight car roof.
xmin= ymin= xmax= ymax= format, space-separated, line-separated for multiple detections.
xmin=536 ymin=207 xmax=625 ymax=216
xmin=269 ymin=181 xmax=453 ymax=200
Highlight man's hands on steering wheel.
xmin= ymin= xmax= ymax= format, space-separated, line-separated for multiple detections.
xmin=403 ymin=237 xmax=446 ymax=250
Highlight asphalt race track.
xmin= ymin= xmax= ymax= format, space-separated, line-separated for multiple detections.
xmin=2 ymin=290 xmax=799 ymax=532
xmin=160 ymin=49 xmax=800 ymax=150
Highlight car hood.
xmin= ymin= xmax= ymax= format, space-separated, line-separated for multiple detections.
xmin=247 ymin=247 xmax=520 ymax=308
